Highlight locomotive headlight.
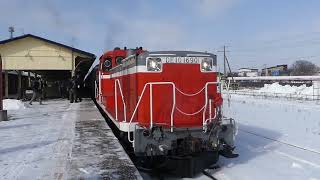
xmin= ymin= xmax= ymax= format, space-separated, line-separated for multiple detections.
xmin=147 ymin=57 xmax=162 ymax=71
xmin=201 ymin=58 xmax=213 ymax=72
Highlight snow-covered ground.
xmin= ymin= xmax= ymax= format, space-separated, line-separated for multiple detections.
xmin=1 ymin=95 xmax=320 ymax=179
xmin=209 ymin=94 xmax=320 ymax=180
xmin=230 ymin=82 xmax=320 ymax=100
xmin=0 ymin=99 xmax=141 ymax=180
xmin=0 ymin=99 xmax=78 ymax=179
xmin=142 ymin=93 xmax=320 ymax=180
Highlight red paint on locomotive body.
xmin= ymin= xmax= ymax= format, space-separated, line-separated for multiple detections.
xmin=135 ymin=64 xmax=221 ymax=128
xmin=97 ymin=48 xmax=222 ymax=132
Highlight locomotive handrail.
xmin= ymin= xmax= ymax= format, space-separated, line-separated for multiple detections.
xmin=128 ymin=82 xmax=176 ymax=143
xmin=98 ymin=71 xmax=102 ymax=103
xmin=175 ymin=105 xmax=206 ymax=116
xmin=205 ymin=103 xmax=217 ymax=125
xmin=203 ymin=82 xmax=220 ymax=130
xmin=126 ymin=81 xmax=220 ymax=143
xmin=174 ymin=83 xmax=220 ymax=116
xmin=115 ymin=79 xmax=127 ymax=122
xmin=175 ymin=86 xmax=206 ymax=96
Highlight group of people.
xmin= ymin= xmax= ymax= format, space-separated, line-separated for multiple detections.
xmin=29 ymin=74 xmax=83 ymax=105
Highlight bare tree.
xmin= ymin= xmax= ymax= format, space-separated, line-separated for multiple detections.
xmin=289 ymin=60 xmax=319 ymax=76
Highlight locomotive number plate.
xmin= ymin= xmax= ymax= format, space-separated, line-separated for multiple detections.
xmin=161 ymin=57 xmax=207 ymax=64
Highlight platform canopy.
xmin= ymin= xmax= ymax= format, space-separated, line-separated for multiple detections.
xmin=0 ymin=34 xmax=96 ymax=98
xmin=0 ymin=34 xmax=95 ymax=75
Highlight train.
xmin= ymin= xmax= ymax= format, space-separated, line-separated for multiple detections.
xmin=85 ymin=47 xmax=238 ymax=177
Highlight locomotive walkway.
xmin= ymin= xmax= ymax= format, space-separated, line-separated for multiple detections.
xmin=0 ymin=99 xmax=141 ymax=180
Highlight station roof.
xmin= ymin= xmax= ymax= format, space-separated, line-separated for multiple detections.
xmin=0 ymin=34 xmax=95 ymax=59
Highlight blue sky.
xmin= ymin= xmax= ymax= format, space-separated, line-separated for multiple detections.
xmin=1 ymin=0 xmax=320 ymax=70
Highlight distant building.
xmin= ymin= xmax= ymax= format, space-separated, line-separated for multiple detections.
xmin=237 ymin=68 xmax=259 ymax=77
xmin=261 ymin=64 xmax=288 ymax=76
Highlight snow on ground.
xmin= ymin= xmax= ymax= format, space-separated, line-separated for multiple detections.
xmin=257 ymin=82 xmax=315 ymax=95
xmin=1 ymin=95 xmax=320 ymax=179
xmin=68 ymin=100 xmax=141 ymax=179
xmin=208 ymin=94 xmax=320 ymax=180
xmin=3 ymin=99 xmax=26 ymax=110
xmin=0 ymin=99 xmax=78 ymax=180
xmin=230 ymin=82 xmax=320 ymax=100
xmin=0 ymin=99 xmax=141 ymax=180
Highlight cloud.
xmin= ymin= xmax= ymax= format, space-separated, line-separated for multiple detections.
xmin=103 ymin=18 xmax=186 ymax=51
xmin=186 ymin=0 xmax=238 ymax=18
xmin=0 ymin=0 xmax=238 ymax=57
xmin=101 ymin=2 xmax=188 ymax=51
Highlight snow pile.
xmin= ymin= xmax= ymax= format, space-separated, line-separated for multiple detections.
xmin=257 ymin=82 xmax=314 ymax=95
xmin=3 ymin=99 xmax=26 ymax=110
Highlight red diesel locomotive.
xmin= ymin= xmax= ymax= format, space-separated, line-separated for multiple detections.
xmin=94 ymin=47 xmax=237 ymax=173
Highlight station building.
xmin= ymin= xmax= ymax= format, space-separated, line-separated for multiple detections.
xmin=0 ymin=34 xmax=95 ymax=99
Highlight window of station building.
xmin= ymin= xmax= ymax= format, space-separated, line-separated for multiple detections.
xmin=116 ymin=56 xmax=125 ymax=65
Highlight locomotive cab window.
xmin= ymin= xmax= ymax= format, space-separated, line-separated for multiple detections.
xmin=116 ymin=56 xmax=125 ymax=65
xmin=102 ymin=58 xmax=112 ymax=71
xmin=200 ymin=57 xmax=214 ymax=72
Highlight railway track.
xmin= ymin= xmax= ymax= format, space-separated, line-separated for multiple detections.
xmin=239 ymin=128 xmax=320 ymax=155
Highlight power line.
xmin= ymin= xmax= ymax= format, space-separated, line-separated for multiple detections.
xmin=217 ymin=46 xmax=231 ymax=76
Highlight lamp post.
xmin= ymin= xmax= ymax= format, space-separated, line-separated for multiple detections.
xmin=0 ymin=54 xmax=8 ymax=121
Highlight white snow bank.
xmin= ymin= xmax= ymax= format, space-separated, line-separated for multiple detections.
xmin=258 ymin=82 xmax=315 ymax=95
xmin=3 ymin=99 xmax=26 ymax=110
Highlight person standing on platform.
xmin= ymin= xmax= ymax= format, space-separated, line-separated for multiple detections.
xmin=41 ymin=79 xmax=47 ymax=100
xmin=69 ymin=76 xmax=77 ymax=103
xmin=29 ymin=77 xmax=43 ymax=105
xmin=75 ymin=74 xmax=82 ymax=102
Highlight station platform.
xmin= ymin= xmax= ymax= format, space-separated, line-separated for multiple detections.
xmin=0 ymin=99 xmax=141 ymax=180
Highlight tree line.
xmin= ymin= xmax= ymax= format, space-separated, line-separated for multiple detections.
xmin=289 ymin=60 xmax=320 ymax=76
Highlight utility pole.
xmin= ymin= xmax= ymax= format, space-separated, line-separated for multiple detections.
xmin=8 ymin=26 xmax=14 ymax=39
xmin=217 ymin=46 xmax=230 ymax=77
xmin=263 ymin=64 xmax=267 ymax=76
xmin=223 ymin=46 xmax=226 ymax=76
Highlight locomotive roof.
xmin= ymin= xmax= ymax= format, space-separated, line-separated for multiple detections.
xmin=147 ymin=51 xmax=216 ymax=57
xmin=84 ymin=50 xmax=217 ymax=81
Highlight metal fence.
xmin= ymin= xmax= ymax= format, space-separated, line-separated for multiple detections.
xmin=228 ymin=90 xmax=320 ymax=101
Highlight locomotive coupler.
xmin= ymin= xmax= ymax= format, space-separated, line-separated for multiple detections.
xmin=218 ymin=118 xmax=238 ymax=158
